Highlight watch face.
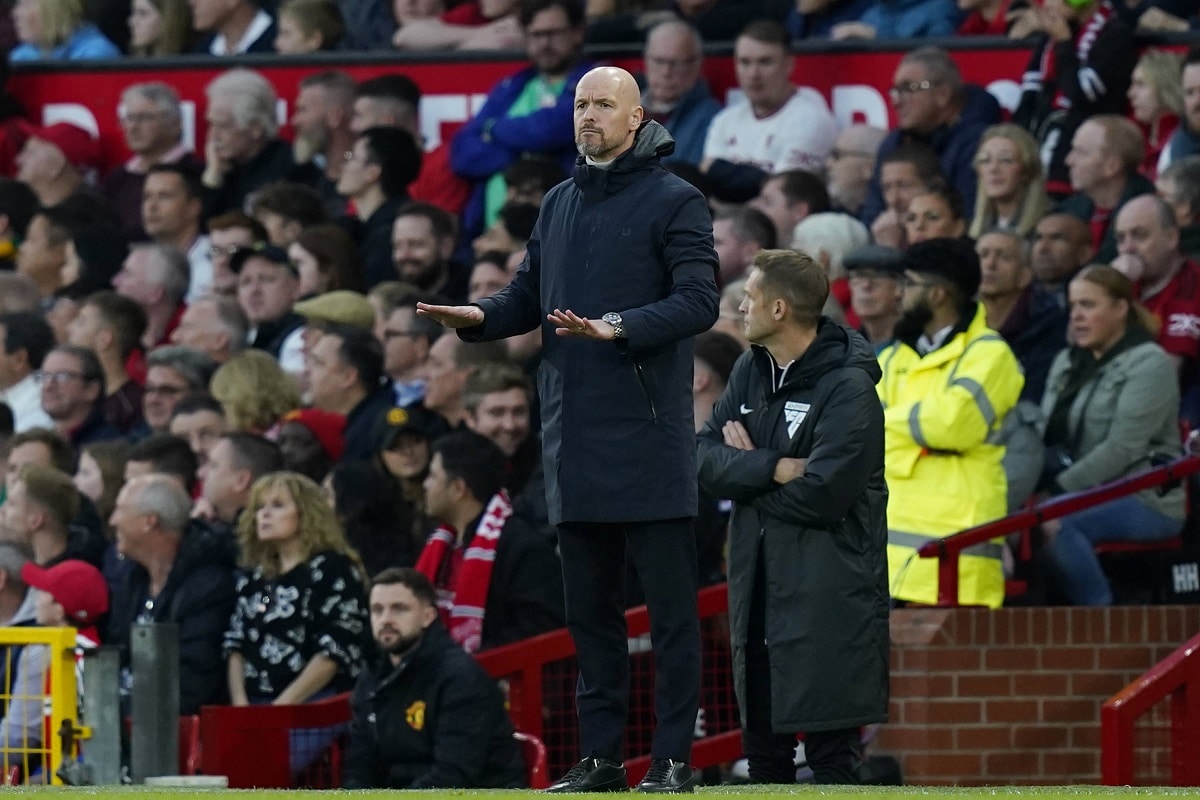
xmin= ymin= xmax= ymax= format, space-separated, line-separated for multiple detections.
xmin=603 ymin=313 xmax=621 ymax=325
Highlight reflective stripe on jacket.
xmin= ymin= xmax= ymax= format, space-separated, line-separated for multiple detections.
xmin=878 ymin=303 xmax=1024 ymax=607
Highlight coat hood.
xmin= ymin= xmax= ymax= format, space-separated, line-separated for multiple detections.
xmin=572 ymin=120 xmax=676 ymax=199
xmin=755 ymin=318 xmax=881 ymax=394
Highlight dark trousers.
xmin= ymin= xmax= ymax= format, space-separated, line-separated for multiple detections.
xmin=557 ymin=519 xmax=701 ymax=763
xmin=742 ymin=540 xmax=860 ymax=785
xmin=742 ymin=643 xmax=861 ymax=784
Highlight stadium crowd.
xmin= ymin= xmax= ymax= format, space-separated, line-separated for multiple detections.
xmin=0 ymin=0 xmax=1198 ymax=788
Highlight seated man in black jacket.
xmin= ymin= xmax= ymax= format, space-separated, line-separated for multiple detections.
xmin=343 ymin=567 xmax=525 ymax=790
xmin=105 ymin=474 xmax=236 ymax=714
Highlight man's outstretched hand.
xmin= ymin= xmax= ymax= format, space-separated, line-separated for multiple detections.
xmin=415 ymin=302 xmax=485 ymax=328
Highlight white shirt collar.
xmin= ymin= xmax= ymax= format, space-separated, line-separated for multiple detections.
xmin=917 ymin=323 xmax=955 ymax=355
xmin=209 ymin=10 xmax=273 ymax=56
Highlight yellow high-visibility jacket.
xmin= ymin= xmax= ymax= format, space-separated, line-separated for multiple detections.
xmin=878 ymin=304 xmax=1024 ymax=608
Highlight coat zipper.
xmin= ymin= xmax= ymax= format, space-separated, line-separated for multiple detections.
xmin=633 ymin=361 xmax=658 ymax=423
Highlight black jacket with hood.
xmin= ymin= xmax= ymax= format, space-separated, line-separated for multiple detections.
xmin=462 ymin=120 xmax=719 ymax=525
xmin=106 ymin=518 xmax=238 ymax=714
xmin=342 ymin=621 xmax=525 ymax=790
xmin=697 ymin=319 xmax=890 ymax=733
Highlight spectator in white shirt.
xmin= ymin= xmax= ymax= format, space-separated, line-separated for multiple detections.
xmin=0 ymin=313 xmax=55 ymax=433
xmin=700 ymin=19 xmax=838 ymax=203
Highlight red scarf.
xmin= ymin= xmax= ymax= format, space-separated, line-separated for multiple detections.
xmin=1035 ymin=1 xmax=1115 ymax=113
xmin=415 ymin=491 xmax=512 ymax=653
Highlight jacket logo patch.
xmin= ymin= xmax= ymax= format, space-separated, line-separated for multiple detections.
xmin=406 ymin=700 xmax=426 ymax=731
xmin=783 ymin=401 xmax=810 ymax=439
xmin=1167 ymin=313 xmax=1200 ymax=339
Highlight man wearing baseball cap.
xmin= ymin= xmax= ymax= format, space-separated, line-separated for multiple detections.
xmin=877 ymin=237 xmax=1024 ymax=610
xmin=16 ymin=122 xmax=100 ymax=208
xmin=0 ymin=559 xmax=108 ymax=768
xmin=21 ymin=559 xmax=108 ymax=645
xmin=231 ymin=244 xmax=304 ymax=360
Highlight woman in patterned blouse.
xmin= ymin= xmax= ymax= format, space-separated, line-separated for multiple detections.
xmin=224 ymin=471 xmax=369 ymax=705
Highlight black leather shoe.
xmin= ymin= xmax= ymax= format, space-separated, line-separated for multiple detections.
xmin=636 ymin=759 xmax=701 ymax=793
xmin=545 ymin=756 xmax=628 ymax=793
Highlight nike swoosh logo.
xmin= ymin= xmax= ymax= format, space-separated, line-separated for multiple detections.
xmin=740 ymin=404 xmax=753 ymax=414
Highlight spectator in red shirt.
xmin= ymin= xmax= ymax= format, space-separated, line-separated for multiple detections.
xmin=1111 ymin=193 xmax=1200 ymax=380
xmin=957 ymin=0 xmax=1014 ymax=35
xmin=392 ymin=0 xmax=521 ymax=50
xmin=1058 ymin=115 xmax=1154 ymax=263
xmin=1127 ymin=49 xmax=1183 ymax=180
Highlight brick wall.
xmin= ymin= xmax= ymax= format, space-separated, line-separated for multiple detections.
xmin=874 ymin=606 xmax=1200 ymax=785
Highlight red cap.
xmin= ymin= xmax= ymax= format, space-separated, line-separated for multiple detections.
xmin=22 ymin=121 xmax=100 ymax=171
xmin=21 ymin=560 xmax=109 ymax=627
xmin=280 ymin=408 xmax=346 ymax=462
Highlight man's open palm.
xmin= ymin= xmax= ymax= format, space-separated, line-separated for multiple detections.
xmin=415 ymin=302 xmax=485 ymax=328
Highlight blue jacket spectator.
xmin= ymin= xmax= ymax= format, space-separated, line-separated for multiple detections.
xmin=787 ymin=0 xmax=877 ymax=39
xmin=654 ymin=82 xmax=721 ymax=167
xmin=450 ymin=0 xmax=592 ymax=243
xmin=335 ymin=0 xmax=393 ymax=50
xmin=861 ymin=49 xmax=1001 ymax=225
xmin=638 ymin=20 xmax=720 ymax=167
xmin=10 ymin=0 xmax=119 ymax=62
xmin=858 ymin=0 xmax=963 ymax=37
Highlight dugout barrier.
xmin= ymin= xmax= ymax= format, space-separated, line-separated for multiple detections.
xmin=1101 ymin=631 xmax=1200 ymax=786
xmin=197 ymin=692 xmax=352 ymax=788
xmin=0 ymin=627 xmax=80 ymax=786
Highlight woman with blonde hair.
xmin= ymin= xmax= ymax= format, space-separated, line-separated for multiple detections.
xmin=968 ymin=124 xmax=1049 ymax=239
xmin=224 ymin=471 xmax=367 ymax=705
xmin=127 ymin=0 xmax=194 ymax=56
xmin=1038 ymin=265 xmax=1182 ymax=606
xmin=1127 ymin=49 xmax=1183 ymax=179
xmin=210 ymin=350 xmax=301 ymax=436
xmin=10 ymin=0 xmax=119 ymax=60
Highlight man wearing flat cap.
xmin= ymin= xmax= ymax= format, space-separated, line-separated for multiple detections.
xmin=877 ymin=236 xmax=1024 ymax=609
xmin=844 ymin=245 xmax=903 ymax=354
xmin=291 ymin=290 xmax=378 ymax=387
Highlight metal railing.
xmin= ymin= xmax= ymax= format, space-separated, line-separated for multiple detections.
xmin=475 ymin=583 xmax=741 ymax=784
xmin=0 ymin=627 xmax=80 ymax=785
xmin=916 ymin=456 xmax=1200 ymax=607
xmin=1101 ymin=632 xmax=1200 ymax=786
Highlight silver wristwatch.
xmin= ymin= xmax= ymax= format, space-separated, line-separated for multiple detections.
xmin=601 ymin=312 xmax=625 ymax=338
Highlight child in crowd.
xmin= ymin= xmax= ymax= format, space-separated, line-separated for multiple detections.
xmin=1 ymin=560 xmax=108 ymax=782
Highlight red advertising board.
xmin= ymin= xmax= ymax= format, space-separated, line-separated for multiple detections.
xmin=6 ymin=44 xmax=1035 ymax=172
